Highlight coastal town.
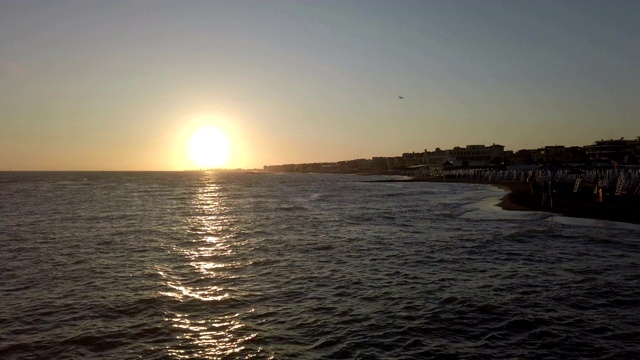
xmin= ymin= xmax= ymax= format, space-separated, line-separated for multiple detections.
xmin=263 ymin=137 xmax=640 ymax=174
xmin=263 ymin=136 xmax=640 ymax=224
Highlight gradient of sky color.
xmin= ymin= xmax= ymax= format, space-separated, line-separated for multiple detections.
xmin=1 ymin=0 xmax=639 ymax=170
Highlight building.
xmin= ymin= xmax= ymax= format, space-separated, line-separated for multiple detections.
xmin=421 ymin=144 xmax=504 ymax=167
xmin=337 ymin=159 xmax=372 ymax=172
xmin=446 ymin=144 xmax=505 ymax=166
xmin=585 ymin=137 xmax=640 ymax=164
xmin=387 ymin=152 xmax=424 ymax=169
xmin=422 ymin=147 xmax=447 ymax=167
xmin=509 ymin=146 xmax=587 ymax=166
xmin=371 ymin=157 xmax=390 ymax=172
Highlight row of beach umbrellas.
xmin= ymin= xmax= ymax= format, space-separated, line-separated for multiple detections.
xmin=409 ymin=167 xmax=640 ymax=195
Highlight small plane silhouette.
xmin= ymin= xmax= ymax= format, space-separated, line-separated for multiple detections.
xmin=399 ymin=96 xmax=404 ymax=99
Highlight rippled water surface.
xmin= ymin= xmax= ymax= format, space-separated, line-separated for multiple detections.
xmin=1 ymin=172 xmax=639 ymax=359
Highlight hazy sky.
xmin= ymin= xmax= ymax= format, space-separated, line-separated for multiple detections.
xmin=1 ymin=0 xmax=639 ymax=170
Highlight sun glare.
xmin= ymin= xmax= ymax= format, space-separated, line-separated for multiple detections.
xmin=189 ymin=127 xmax=231 ymax=169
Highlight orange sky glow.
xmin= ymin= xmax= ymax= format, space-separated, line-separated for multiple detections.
xmin=1 ymin=1 xmax=639 ymax=170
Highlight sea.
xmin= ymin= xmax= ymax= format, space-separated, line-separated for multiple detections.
xmin=1 ymin=171 xmax=639 ymax=360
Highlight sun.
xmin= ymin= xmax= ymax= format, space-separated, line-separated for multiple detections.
xmin=189 ymin=127 xmax=231 ymax=169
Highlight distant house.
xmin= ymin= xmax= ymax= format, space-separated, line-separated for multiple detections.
xmin=338 ymin=159 xmax=372 ymax=172
xmin=585 ymin=137 xmax=640 ymax=164
xmin=446 ymin=144 xmax=505 ymax=166
xmin=422 ymin=144 xmax=504 ymax=168
xmin=371 ymin=157 xmax=390 ymax=172
xmin=422 ymin=147 xmax=447 ymax=167
xmin=509 ymin=146 xmax=587 ymax=166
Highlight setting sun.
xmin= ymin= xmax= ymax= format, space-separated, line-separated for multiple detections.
xmin=189 ymin=127 xmax=231 ymax=169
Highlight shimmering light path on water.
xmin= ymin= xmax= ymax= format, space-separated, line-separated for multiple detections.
xmin=1 ymin=172 xmax=639 ymax=359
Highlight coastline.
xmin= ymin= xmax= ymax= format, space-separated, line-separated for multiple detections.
xmin=379 ymin=176 xmax=640 ymax=225
xmin=495 ymin=181 xmax=640 ymax=225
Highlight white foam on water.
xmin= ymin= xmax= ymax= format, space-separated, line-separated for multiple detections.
xmin=545 ymin=215 xmax=640 ymax=230
xmin=462 ymin=186 xmax=640 ymax=230
xmin=461 ymin=188 xmax=552 ymax=221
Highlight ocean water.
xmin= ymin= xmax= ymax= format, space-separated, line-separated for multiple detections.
xmin=1 ymin=171 xmax=639 ymax=359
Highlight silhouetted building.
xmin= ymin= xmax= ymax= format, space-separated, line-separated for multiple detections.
xmin=585 ymin=137 xmax=640 ymax=164
xmin=338 ymin=159 xmax=371 ymax=172
xmin=371 ymin=157 xmax=389 ymax=171
xmin=447 ymin=144 xmax=505 ymax=165
xmin=422 ymin=147 xmax=447 ymax=166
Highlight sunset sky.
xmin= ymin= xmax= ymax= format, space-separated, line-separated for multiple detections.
xmin=1 ymin=0 xmax=639 ymax=170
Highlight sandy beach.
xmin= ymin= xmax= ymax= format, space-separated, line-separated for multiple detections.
xmin=385 ymin=177 xmax=640 ymax=225
xmin=496 ymin=180 xmax=640 ymax=224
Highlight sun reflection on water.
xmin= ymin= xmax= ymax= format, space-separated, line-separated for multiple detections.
xmin=159 ymin=173 xmax=255 ymax=358
xmin=165 ymin=312 xmax=257 ymax=359
xmin=162 ymin=282 xmax=229 ymax=302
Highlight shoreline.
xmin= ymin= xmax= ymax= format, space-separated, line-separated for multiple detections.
xmin=376 ymin=176 xmax=640 ymax=225
xmin=495 ymin=181 xmax=640 ymax=225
